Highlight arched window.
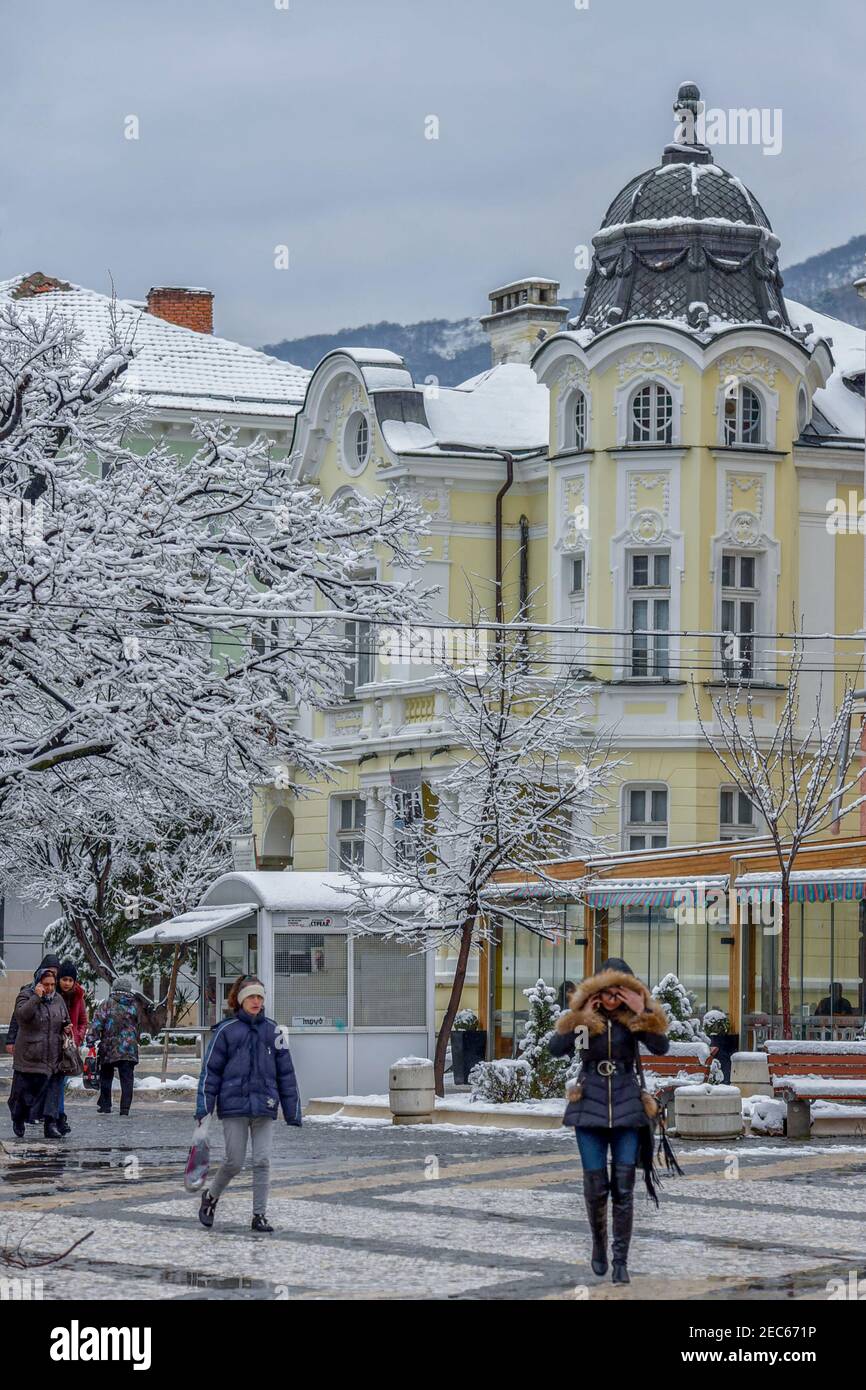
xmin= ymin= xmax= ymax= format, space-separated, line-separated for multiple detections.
xmin=630 ymin=383 xmax=673 ymax=444
xmin=724 ymin=385 xmax=762 ymax=445
xmin=572 ymin=390 xmax=587 ymax=450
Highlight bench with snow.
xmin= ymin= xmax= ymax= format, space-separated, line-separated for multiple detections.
xmin=640 ymin=1040 xmax=715 ymax=1109
xmin=765 ymin=1040 xmax=866 ymax=1137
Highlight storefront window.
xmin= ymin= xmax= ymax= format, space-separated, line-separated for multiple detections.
xmin=497 ymin=907 xmax=584 ymax=1056
xmin=747 ymin=898 xmax=865 ymax=1042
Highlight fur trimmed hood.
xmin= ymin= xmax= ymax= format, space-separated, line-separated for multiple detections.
xmin=555 ymin=968 xmax=668 ymax=1038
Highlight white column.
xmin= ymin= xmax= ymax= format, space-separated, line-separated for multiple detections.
xmin=363 ymin=787 xmax=386 ymax=871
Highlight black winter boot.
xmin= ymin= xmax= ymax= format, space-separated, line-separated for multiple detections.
xmin=12 ymin=1120 xmax=25 ymax=1139
xmin=610 ymin=1164 xmax=636 ymax=1285
xmin=43 ymin=1119 xmax=63 ymax=1139
xmin=198 ymin=1189 xmax=218 ymax=1229
xmin=58 ymin=1114 xmax=72 ymax=1135
xmin=582 ymin=1169 xmax=609 ymax=1276
xmin=251 ymin=1213 xmax=274 ymax=1233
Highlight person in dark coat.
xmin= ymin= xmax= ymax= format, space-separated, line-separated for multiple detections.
xmin=86 ymin=974 xmax=167 ymax=1116
xmin=549 ymin=957 xmax=670 ymax=1285
xmin=8 ymin=965 xmax=72 ymax=1139
xmin=5 ymin=954 xmax=62 ymax=1055
xmin=814 ymin=984 xmax=854 ymax=1017
xmin=55 ymin=961 xmax=88 ymax=1135
xmin=195 ymin=974 xmax=301 ymax=1233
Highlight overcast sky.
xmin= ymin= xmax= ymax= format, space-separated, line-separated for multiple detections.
xmin=4 ymin=0 xmax=864 ymax=346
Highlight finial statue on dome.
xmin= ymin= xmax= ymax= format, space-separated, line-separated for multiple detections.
xmin=663 ymin=80 xmax=712 ymax=165
xmin=673 ymin=81 xmax=702 ymax=144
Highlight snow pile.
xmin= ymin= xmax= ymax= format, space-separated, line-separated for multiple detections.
xmin=765 ymin=1040 xmax=866 ymax=1054
xmin=786 ymin=298 xmax=865 ymax=439
xmin=391 ymin=1056 xmax=432 ymax=1067
xmin=743 ymin=1095 xmax=785 ymax=1135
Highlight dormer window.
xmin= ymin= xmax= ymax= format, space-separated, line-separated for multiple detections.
xmin=724 ymin=385 xmax=762 ymax=445
xmin=630 ymin=383 xmax=673 ymax=445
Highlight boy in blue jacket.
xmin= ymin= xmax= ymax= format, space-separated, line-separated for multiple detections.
xmin=195 ymin=975 xmax=301 ymax=1232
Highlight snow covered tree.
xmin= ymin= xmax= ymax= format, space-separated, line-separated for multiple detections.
xmin=0 ymin=302 xmax=426 ymax=977
xmin=652 ymin=972 xmax=709 ymax=1044
xmin=349 ymin=629 xmax=618 ymax=1094
xmin=518 ymin=978 xmax=571 ymax=1099
xmin=694 ymin=637 xmax=866 ymax=1038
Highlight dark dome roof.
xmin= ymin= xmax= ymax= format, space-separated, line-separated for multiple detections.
xmin=600 ymin=162 xmax=773 ymax=233
xmin=576 ymin=84 xmax=790 ymax=338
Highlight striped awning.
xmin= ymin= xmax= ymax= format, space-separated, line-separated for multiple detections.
xmin=585 ymin=874 xmax=728 ymax=910
xmin=735 ymin=868 xmax=866 ymax=904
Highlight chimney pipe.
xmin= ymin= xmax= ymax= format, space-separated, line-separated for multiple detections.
xmin=146 ymin=286 xmax=213 ymax=334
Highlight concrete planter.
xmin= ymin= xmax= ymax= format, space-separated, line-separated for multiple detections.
xmin=730 ymin=1051 xmax=773 ymax=1097
xmin=388 ymin=1058 xmax=435 ymax=1125
xmin=675 ymin=1083 xmax=743 ymax=1138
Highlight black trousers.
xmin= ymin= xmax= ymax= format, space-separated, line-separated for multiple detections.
xmin=98 ymin=1060 xmax=136 ymax=1112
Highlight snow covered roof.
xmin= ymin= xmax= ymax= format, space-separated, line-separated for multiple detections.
xmin=0 ymin=273 xmax=310 ymax=421
xmin=383 ymin=363 xmax=549 ymax=456
xmin=127 ymin=902 xmax=257 ymax=946
xmin=735 ymin=866 xmax=866 ymax=902
xmin=203 ymin=868 xmax=435 ymax=915
xmin=786 ymin=299 xmax=865 ymax=441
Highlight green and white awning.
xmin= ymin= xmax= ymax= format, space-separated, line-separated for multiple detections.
xmin=735 ymin=868 xmax=866 ymax=904
xmin=585 ymin=874 xmax=728 ymax=909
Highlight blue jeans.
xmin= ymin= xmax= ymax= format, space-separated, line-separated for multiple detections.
xmin=59 ymin=1077 xmax=66 ymax=1115
xmin=575 ymin=1126 xmax=640 ymax=1171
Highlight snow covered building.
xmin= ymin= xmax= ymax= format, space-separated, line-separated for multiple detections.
xmin=0 ymin=272 xmax=310 ymax=996
xmin=253 ymin=82 xmax=865 ymax=1032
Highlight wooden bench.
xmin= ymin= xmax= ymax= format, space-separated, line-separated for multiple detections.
xmin=765 ymin=1040 xmax=866 ymax=1137
xmin=640 ymin=1041 xmax=715 ymax=1109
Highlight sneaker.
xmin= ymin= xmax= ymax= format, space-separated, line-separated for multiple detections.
xmin=251 ymin=1213 xmax=273 ymax=1233
xmin=198 ymin=1190 xmax=218 ymax=1230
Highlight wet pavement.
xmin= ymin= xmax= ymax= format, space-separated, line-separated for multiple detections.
xmin=2 ymin=1097 xmax=865 ymax=1300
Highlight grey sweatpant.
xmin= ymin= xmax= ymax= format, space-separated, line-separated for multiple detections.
xmin=209 ymin=1116 xmax=274 ymax=1212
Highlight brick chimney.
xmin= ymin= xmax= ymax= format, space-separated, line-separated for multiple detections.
xmin=146 ymin=286 xmax=213 ymax=334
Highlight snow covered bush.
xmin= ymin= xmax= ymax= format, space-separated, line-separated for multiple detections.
xmin=518 ymin=978 xmax=571 ymax=1099
xmin=652 ymin=973 xmax=710 ymax=1045
xmin=469 ymin=1058 xmax=531 ymax=1104
xmin=453 ymin=1010 xmax=480 ymax=1031
xmin=702 ymin=1008 xmax=732 ymax=1036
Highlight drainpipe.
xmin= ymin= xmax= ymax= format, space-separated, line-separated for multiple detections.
xmin=494 ymin=451 xmax=515 ymax=642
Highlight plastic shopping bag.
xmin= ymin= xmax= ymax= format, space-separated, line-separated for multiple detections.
xmin=184 ymin=1113 xmax=213 ymax=1193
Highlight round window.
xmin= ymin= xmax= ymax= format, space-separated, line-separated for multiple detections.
xmin=797 ymin=385 xmax=810 ymax=435
xmin=344 ymin=411 xmax=370 ymax=473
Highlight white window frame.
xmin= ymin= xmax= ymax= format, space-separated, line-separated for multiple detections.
xmin=719 ymin=786 xmax=758 ymax=841
xmin=714 ymin=377 xmax=777 ymax=449
xmin=622 ymin=784 xmax=669 ymax=851
xmin=556 ymin=377 xmax=592 ymax=456
xmin=627 ymin=549 xmax=671 ymax=678
xmin=342 ymin=410 xmax=372 ymax=475
xmin=629 ymin=382 xmax=674 ymax=445
xmin=724 ymin=384 xmax=763 ymax=446
xmin=719 ymin=550 xmax=759 ymax=681
xmin=342 ymin=617 xmax=375 ymax=699
xmin=333 ymin=796 xmax=366 ymax=869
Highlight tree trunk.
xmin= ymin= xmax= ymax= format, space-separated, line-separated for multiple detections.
xmin=160 ymin=946 xmax=182 ymax=1084
xmin=68 ymin=915 xmax=114 ymax=983
xmin=433 ymin=917 xmax=476 ymax=1097
xmin=780 ymin=877 xmax=792 ymax=1040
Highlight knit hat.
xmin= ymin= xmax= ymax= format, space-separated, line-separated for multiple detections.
xmin=237 ymin=979 xmax=266 ymax=1006
xmin=111 ymin=974 xmax=137 ymax=994
xmin=58 ymin=960 xmax=78 ymax=983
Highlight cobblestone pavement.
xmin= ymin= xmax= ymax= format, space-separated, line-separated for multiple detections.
xmin=1 ymin=1100 xmax=865 ymax=1300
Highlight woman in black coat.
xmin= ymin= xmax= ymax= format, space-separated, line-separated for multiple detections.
xmin=549 ymin=957 xmax=669 ymax=1285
